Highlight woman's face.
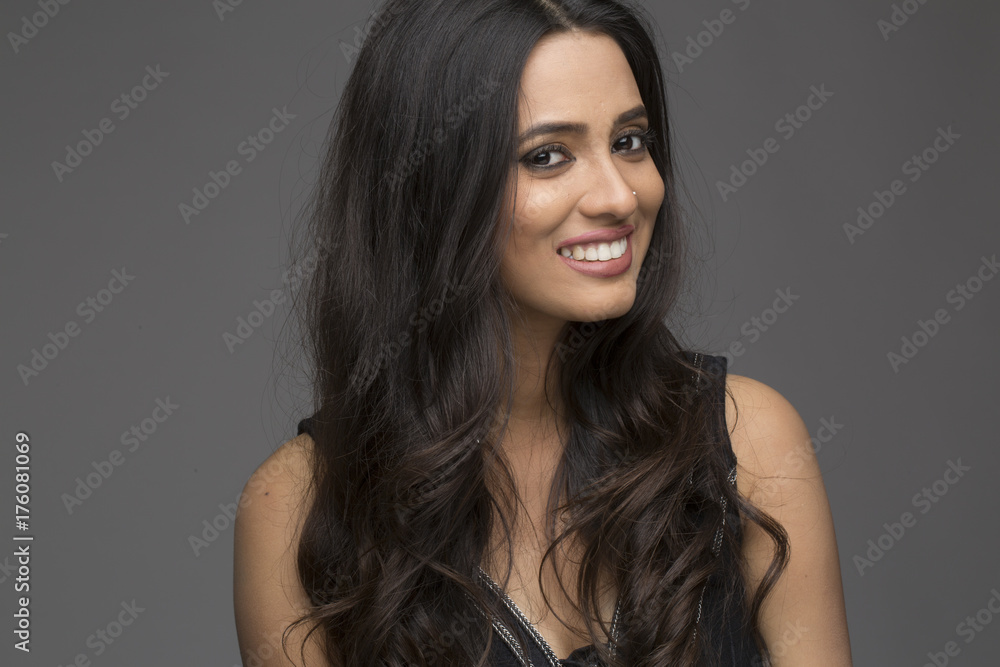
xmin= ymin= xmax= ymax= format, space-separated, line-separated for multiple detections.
xmin=500 ymin=30 xmax=665 ymax=329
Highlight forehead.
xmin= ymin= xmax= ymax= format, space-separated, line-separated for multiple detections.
xmin=517 ymin=30 xmax=640 ymax=123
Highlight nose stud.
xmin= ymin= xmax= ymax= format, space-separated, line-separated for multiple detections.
xmin=633 ymin=191 xmax=637 ymax=196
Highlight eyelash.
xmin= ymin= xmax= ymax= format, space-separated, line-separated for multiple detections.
xmin=520 ymin=127 xmax=656 ymax=169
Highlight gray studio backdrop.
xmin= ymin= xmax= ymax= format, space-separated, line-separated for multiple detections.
xmin=1 ymin=1 xmax=997 ymax=665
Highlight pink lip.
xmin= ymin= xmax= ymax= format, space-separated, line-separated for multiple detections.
xmin=558 ymin=232 xmax=633 ymax=278
xmin=557 ymin=224 xmax=634 ymax=251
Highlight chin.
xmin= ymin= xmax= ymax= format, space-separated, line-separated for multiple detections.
xmin=568 ymin=293 xmax=637 ymax=322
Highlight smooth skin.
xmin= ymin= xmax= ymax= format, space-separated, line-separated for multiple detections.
xmin=234 ymin=437 xmax=327 ymax=666
xmin=725 ymin=375 xmax=854 ymax=665
xmin=234 ymin=29 xmax=853 ymax=666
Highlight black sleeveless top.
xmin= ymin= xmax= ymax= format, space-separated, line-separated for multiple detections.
xmin=295 ymin=352 xmax=763 ymax=666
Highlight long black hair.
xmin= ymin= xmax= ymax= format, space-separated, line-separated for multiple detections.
xmin=282 ymin=0 xmax=788 ymax=664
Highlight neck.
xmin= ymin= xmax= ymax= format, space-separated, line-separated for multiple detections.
xmin=497 ymin=308 xmax=568 ymax=450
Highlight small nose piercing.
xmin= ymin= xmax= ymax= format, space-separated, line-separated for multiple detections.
xmin=633 ymin=191 xmax=637 ymax=196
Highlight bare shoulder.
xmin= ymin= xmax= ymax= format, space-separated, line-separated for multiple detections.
xmin=721 ymin=373 xmax=854 ymax=665
xmin=239 ymin=432 xmax=317 ymax=521
xmin=234 ymin=431 xmax=331 ymax=666
xmin=722 ymin=373 xmax=815 ymax=503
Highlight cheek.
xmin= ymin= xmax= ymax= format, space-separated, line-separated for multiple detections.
xmin=502 ymin=224 xmax=548 ymax=286
xmin=514 ymin=170 xmax=578 ymax=228
xmin=633 ymin=168 xmax=665 ymax=268
xmin=507 ymin=196 xmax=558 ymax=259
xmin=640 ymin=166 xmax=666 ymax=210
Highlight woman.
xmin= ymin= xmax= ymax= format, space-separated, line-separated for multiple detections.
xmin=234 ymin=0 xmax=853 ymax=665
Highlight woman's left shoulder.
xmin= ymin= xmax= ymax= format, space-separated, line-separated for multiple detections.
xmin=720 ymin=372 xmax=855 ymax=664
xmin=721 ymin=372 xmax=816 ymax=500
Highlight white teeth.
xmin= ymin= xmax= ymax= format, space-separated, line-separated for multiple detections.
xmin=559 ymin=236 xmax=629 ymax=262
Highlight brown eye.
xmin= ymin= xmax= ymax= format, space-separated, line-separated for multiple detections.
xmin=613 ymin=128 xmax=655 ymax=154
xmin=522 ymin=144 xmax=572 ymax=169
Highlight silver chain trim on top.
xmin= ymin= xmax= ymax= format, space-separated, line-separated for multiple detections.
xmin=474 ymin=565 xmax=623 ymax=667
xmin=464 ymin=586 xmax=532 ymax=666
xmin=691 ymin=352 xmax=737 ymax=643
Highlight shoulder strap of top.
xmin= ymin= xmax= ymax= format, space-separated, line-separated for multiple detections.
xmin=689 ymin=352 xmax=737 ymax=474
xmin=297 ymin=415 xmax=316 ymax=438
xmin=685 ymin=353 xmax=744 ymax=642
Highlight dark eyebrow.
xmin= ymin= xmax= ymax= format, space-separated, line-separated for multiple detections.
xmin=516 ymin=105 xmax=648 ymax=146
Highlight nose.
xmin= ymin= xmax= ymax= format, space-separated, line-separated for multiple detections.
xmin=576 ymin=156 xmax=638 ymax=221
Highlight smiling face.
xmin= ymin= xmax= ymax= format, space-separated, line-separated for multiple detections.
xmin=499 ymin=29 xmax=666 ymax=333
